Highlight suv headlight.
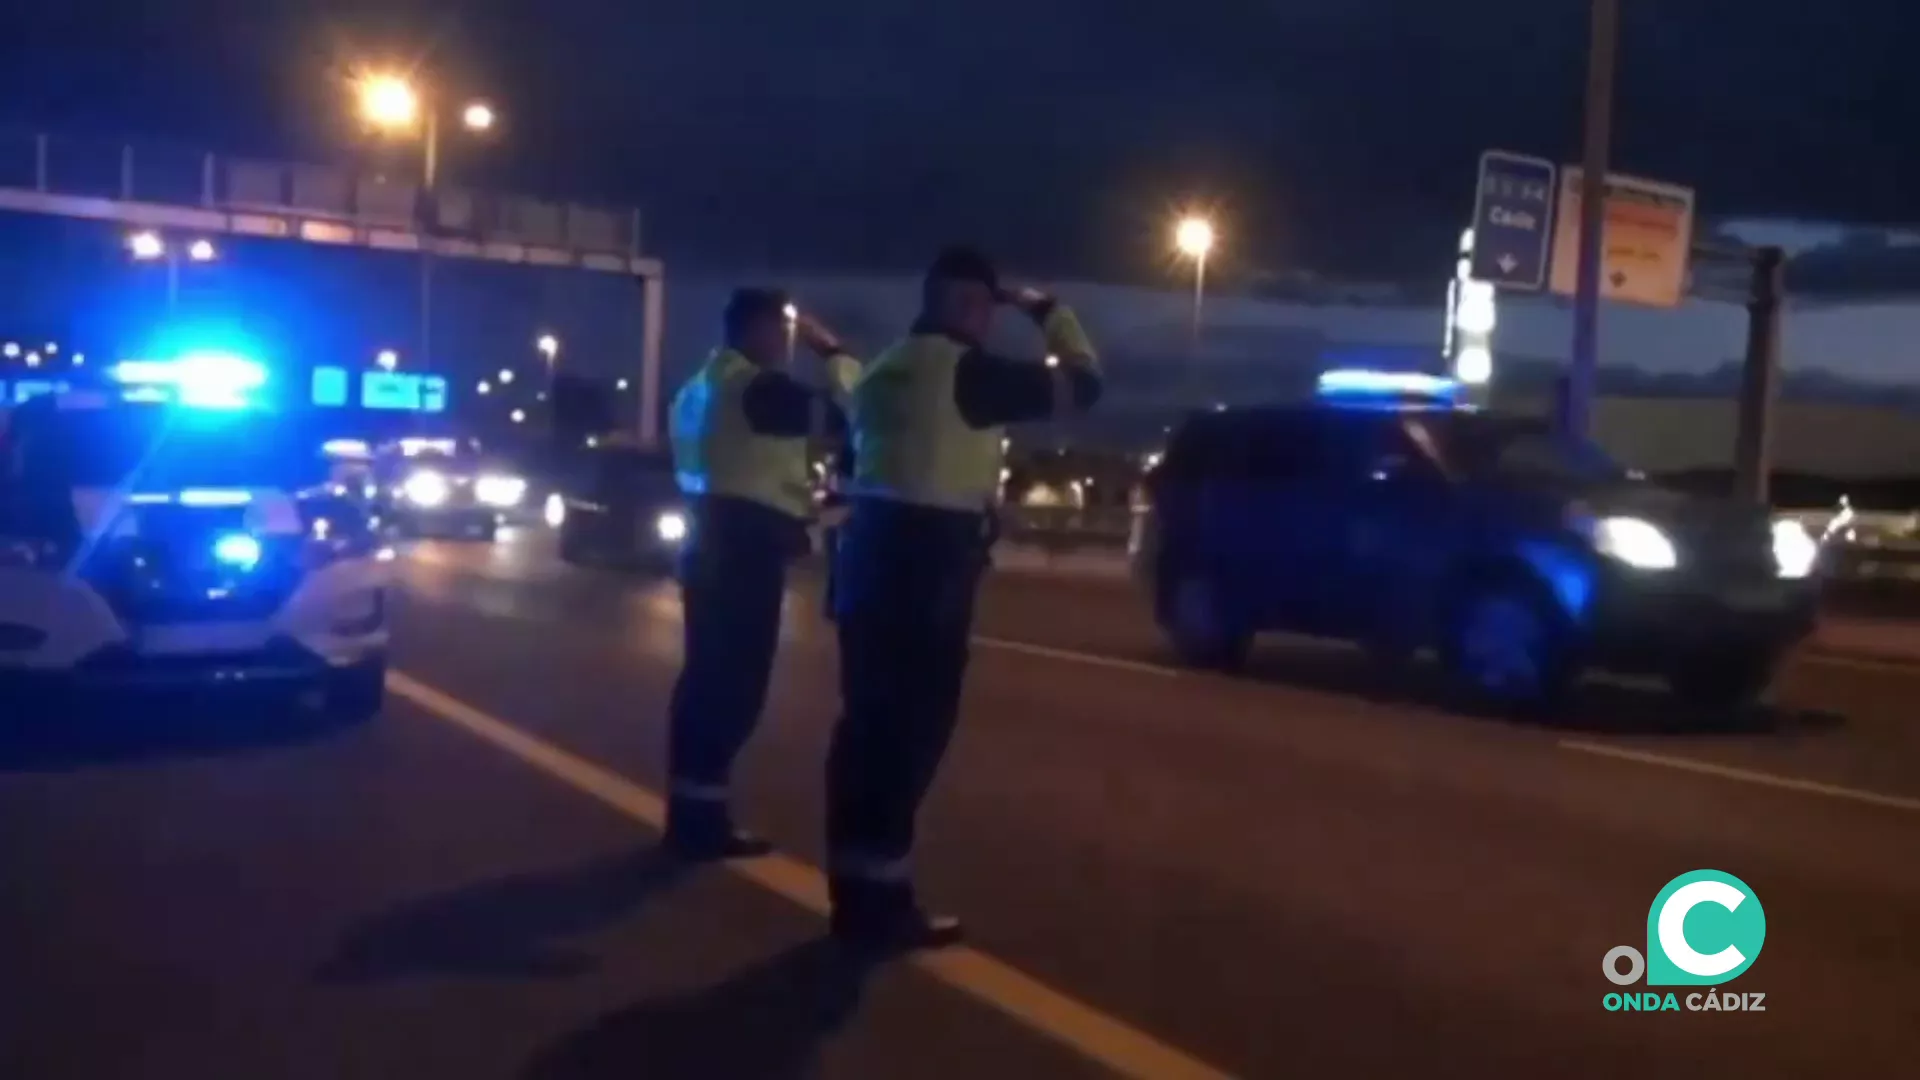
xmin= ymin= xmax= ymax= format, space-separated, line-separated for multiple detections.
xmin=1591 ymin=515 xmax=1677 ymax=570
xmin=402 ymin=470 xmax=450 ymax=508
xmin=475 ymin=474 xmax=527 ymax=508
xmin=655 ymin=510 xmax=688 ymax=543
xmin=1772 ymin=519 xmax=1818 ymax=579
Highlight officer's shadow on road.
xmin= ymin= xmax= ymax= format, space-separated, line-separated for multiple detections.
xmin=317 ymin=845 xmax=691 ymax=982
xmin=520 ymin=936 xmax=880 ymax=1080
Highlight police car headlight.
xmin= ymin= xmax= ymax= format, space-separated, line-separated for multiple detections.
xmin=655 ymin=510 xmax=688 ymax=543
xmin=1772 ymin=519 xmax=1818 ymax=580
xmin=1592 ymin=516 xmax=1677 ymax=571
xmin=475 ymin=474 xmax=527 ymax=508
xmin=402 ymin=470 xmax=450 ymax=508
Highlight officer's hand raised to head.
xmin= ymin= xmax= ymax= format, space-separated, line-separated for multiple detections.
xmin=793 ymin=312 xmax=845 ymax=356
xmin=996 ymin=285 xmax=1054 ymax=316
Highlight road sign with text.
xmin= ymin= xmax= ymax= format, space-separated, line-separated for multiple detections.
xmin=1470 ymin=151 xmax=1557 ymax=290
xmin=1548 ymin=168 xmax=1696 ymax=308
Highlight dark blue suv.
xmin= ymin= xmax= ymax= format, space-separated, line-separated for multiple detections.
xmin=1131 ymin=373 xmax=1823 ymax=714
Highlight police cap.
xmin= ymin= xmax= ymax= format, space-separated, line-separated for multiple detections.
xmin=723 ymin=287 xmax=792 ymax=340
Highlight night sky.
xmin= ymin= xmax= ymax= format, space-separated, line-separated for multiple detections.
xmin=1 ymin=2 xmax=1915 ymax=286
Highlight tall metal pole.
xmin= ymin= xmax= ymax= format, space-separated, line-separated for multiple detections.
xmin=1188 ymin=251 xmax=1207 ymax=408
xmin=1732 ymin=246 xmax=1786 ymax=505
xmin=1566 ymin=0 xmax=1620 ymax=440
xmin=419 ymin=111 xmax=440 ymax=371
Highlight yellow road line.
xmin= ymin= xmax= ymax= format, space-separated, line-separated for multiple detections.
xmin=1558 ymin=738 xmax=1920 ymax=815
xmin=386 ymin=670 xmax=1235 ymax=1080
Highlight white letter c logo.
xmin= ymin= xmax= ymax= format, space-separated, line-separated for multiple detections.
xmin=1657 ymin=879 xmax=1747 ymax=978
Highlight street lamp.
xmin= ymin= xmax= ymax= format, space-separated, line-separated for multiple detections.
xmin=357 ymin=74 xmax=420 ymax=131
xmin=498 ymin=369 xmax=515 ymax=385
xmin=476 ymin=380 xmax=492 ymax=395
xmin=128 ymin=230 xmax=165 ymax=261
xmin=354 ymin=71 xmax=497 ymax=373
xmin=462 ymin=102 xmax=496 ymax=132
xmin=127 ymin=230 xmax=217 ymax=310
xmin=537 ymin=333 xmax=559 ymax=361
xmin=510 ymin=408 xmax=526 ymax=424
xmin=1174 ymin=213 xmax=1216 ymax=404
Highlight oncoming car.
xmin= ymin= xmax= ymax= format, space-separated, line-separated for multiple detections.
xmin=374 ymin=437 xmax=524 ymax=541
xmin=548 ymin=443 xmax=687 ymax=574
xmin=0 ymin=372 xmax=390 ymax=717
xmin=1132 ymin=370 xmax=1823 ymax=716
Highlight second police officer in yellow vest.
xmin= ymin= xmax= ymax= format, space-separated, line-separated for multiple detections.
xmin=665 ymin=288 xmax=860 ymax=859
xmin=828 ymin=247 xmax=1101 ymax=950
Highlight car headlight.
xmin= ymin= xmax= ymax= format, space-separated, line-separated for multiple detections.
xmin=402 ymin=470 xmax=450 ymax=508
xmin=475 ymin=474 xmax=527 ymax=508
xmin=1591 ymin=515 xmax=1677 ymax=570
xmin=544 ymin=493 xmax=567 ymax=529
xmin=655 ymin=510 xmax=688 ymax=543
xmin=1772 ymin=519 xmax=1818 ymax=579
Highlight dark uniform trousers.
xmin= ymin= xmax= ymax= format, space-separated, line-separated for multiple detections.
xmin=666 ymin=497 xmax=797 ymax=823
xmin=827 ymin=498 xmax=988 ymax=894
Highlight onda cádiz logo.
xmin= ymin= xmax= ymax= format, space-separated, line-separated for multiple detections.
xmin=1601 ymin=870 xmax=1768 ymax=1013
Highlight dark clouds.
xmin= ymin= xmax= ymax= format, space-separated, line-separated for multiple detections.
xmin=1 ymin=2 xmax=1914 ymax=283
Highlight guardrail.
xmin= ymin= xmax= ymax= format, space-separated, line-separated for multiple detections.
xmin=0 ymin=129 xmax=645 ymax=267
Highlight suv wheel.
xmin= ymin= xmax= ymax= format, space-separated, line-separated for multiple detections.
xmin=321 ymin=658 xmax=387 ymax=722
xmin=1669 ymin=652 xmax=1776 ymax=717
xmin=1163 ymin=574 xmax=1251 ymax=672
xmin=1442 ymin=582 xmax=1576 ymax=715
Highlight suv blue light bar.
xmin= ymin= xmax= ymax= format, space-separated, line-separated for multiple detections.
xmin=1317 ymin=369 xmax=1459 ymax=399
xmin=109 ymin=352 xmax=267 ymax=409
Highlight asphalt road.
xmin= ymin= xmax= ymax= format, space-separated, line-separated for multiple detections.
xmin=3 ymin=527 xmax=1918 ymax=1079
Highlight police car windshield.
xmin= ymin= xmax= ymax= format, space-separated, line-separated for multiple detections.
xmin=1418 ymin=415 xmax=1627 ymax=487
xmin=21 ymin=407 xmax=328 ymax=491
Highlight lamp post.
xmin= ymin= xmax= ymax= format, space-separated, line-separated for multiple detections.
xmin=1174 ymin=214 xmax=1216 ymax=407
xmin=128 ymin=230 xmax=217 ymax=311
xmin=1565 ymin=0 xmax=1621 ymax=440
xmin=355 ymin=73 xmax=496 ymax=371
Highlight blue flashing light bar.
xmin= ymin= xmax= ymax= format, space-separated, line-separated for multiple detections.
xmin=179 ymin=488 xmax=254 ymax=508
xmin=211 ymin=532 xmax=263 ymax=571
xmin=110 ymin=352 xmax=268 ymax=410
xmin=1316 ymin=369 xmax=1459 ymax=399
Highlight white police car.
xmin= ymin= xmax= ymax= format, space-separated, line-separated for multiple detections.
xmin=0 ymin=355 xmax=390 ymax=717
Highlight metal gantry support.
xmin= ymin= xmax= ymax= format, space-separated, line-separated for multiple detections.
xmin=1 ymin=132 xmax=669 ymax=448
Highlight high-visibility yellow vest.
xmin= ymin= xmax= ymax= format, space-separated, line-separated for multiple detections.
xmin=668 ymin=349 xmax=815 ymax=521
xmin=847 ymin=335 xmax=1003 ymax=513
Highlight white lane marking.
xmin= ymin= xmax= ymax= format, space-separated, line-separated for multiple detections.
xmin=385 ymin=671 xmax=1235 ymax=1080
xmin=1558 ymin=739 xmax=1920 ymax=815
xmin=1803 ymin=651 xmax=1920 ymax=676
xmin=972 ymin=636 xmax=1181 ymax=678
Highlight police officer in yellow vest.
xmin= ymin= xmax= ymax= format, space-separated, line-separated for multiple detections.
xmin=666 ymin=287 xmax=860 ymax=860
xmin=828 ymin=248 xmax=1100 ymax=949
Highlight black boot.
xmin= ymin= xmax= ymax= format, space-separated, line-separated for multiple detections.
xmin=663 ymin=798 xmax=773 ymax=862
xmin=828 ymin=877 xmax=964 ymax=954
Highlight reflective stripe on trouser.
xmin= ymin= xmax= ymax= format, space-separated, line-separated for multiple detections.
xmin=666 ymin=541 xmax=787 ymax=796
xmin=828 ymin=853 xmax=913 ymax=884
xmin=826 ymin=550 xmax=981 ymax=890
xmin=669 ymin=780 xmax=729 ymax=801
